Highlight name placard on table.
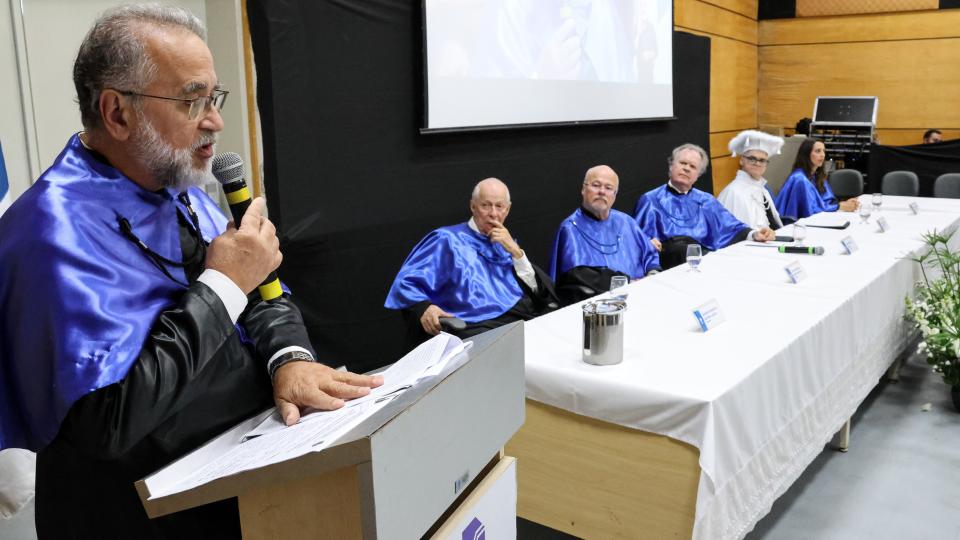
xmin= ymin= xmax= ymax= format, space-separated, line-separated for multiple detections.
xmin=877 ymin=216 xmax=890 ymax=232
xmin=692 ymin=298 xmax=726 ymax=332
xmin=909 ymin=202 xmax=920 ymax=215
xmin=784 ymin=260 xmax=808 ymax=284
xmin=841 ymin=236 xmax=859 ymax=255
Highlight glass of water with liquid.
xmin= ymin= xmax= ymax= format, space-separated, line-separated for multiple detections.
xmin=609 ymin=275 xmax=629 ymax=291
xmin=872 ymin=193 xmax=883 ymax=213
xmin=794 ymin=223 xmax=807 ymax=246
xmin=859 ymin=202 xmax=872 ymax=224
xmin=686 ymin=244 xmax=702 ymax=272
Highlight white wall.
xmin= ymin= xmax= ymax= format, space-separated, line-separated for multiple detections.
xmin=0 ymin=0 xmax=255 ymax=204
xmin=0 ymin=1 xmax=34 ymax=200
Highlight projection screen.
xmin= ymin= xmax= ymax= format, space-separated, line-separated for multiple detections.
xmin=423 ymin=0 xmax=674 ymax=132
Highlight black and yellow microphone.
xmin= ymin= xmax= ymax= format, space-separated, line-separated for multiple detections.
xmin=211 ymin=152 xmax=283 ymax=301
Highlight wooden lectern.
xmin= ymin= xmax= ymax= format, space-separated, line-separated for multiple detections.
xmin=136 ymin=323 xmax=524 ymax=539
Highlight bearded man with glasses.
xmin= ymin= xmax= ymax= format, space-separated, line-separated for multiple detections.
xmin=0 ymin=5 xmax=380 ymax=538
xmin=717 ymin=130 xmax=787 ymax=230
xmin=548 ymin=165 xmax=661 ymax=305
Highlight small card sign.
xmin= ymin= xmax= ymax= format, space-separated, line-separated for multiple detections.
xmin=909 ymin=202 xmax=920 ymax=215
xmin=692 ymin=299 xmax=726 ymax=332
xmin=877 ymin=216 xmax=890 ymax=232
xmin=784 ymin=260 xmax=807 ymax=284
xmin=841 ymin=236 xmax=859 ymax=255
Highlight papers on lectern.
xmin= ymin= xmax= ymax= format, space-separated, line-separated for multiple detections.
xmin=143 ymin=333 xmax=470 ymax=500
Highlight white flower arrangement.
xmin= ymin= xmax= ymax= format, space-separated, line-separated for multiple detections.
xmin=905 ymin=231 xmax=960 ymax=387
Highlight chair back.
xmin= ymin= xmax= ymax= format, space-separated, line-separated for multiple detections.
xmin=933 ymin=173 xmax=960 ymax=199
xmin=880 ymin=171 xmax=919 ymax=196
xmin=765 ymin=136 xmax=805 ymax=196
xmin=828 ymin=169 xmax=863 ymax=200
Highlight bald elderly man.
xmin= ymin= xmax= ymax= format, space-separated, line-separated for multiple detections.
xmin=385 ymin=178 xmax=557 ymax=344
xmin=549 ymin=165 xmax=660 ymax=305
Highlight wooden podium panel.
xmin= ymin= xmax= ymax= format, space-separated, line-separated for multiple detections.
xmin=506 ymin=400 xmax=701 ymax=539
xmin=238 ymin=465 xmax=364 ymax=539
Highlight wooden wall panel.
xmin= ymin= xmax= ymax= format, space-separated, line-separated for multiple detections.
xmin=711 ymin=155 xmax=742 ymax=193
xmin=759 ymin=9 xmax=960 ymax=45
xmin=676 ymin=0 xmax=760 ymax=193
xmin=759 ymin=38 xmax=960 ymax=131
xmin=710 ymin=130 xmax=739 ymax=158
xmin=676 ymin=0 xmax=757 ymax=43
xmin=796 ymin=0 xmax=936 ymax=18
xmin=697 ymin=0 xmax=758 ymax=19
xmin=709 ymin=131 xmax=738 ymax=193
xmin=708 ymin=37 xmax=758 ymax=134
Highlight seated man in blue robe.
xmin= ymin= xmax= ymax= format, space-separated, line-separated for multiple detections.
xmin=0 ymin=6 xmax=381 ymax=538
xmin=549 ymin=165 xmax=660 ymax=305
xmin=634 ymin=143 xmax=776 ymax=269
xmin=385 ymin=178 xmax=558 ymax=343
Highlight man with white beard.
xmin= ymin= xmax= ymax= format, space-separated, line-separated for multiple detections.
xmin=0 ymin=5 xmax=380 ymax=538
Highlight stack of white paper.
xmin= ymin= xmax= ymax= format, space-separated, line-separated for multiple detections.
xmin=145 ymin=333 xmax=471 ymax=499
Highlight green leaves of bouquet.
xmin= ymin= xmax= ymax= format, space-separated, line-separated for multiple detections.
xmin=905 ymin=231 xmax=960 ymax=388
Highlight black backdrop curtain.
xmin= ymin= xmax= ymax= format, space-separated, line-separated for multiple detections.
xmin=868 ymin=140 xmax=960 ymax=195
xmin=247 ymin=0 xmax=711 ymax=372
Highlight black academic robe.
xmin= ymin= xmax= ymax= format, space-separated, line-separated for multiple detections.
xmin=35 ymin=213 xmax=313 ymax=540
xmin=556 ymin=266 xmax=629 ymax=306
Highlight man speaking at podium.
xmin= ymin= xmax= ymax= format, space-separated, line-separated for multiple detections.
xmin=0 ymin=5 xmax=380 ymax=538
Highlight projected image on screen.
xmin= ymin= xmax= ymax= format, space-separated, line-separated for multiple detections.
xmin=424 ymin=0 xmax=673 ymax=131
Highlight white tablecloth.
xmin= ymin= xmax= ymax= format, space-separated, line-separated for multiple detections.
xmin=523 ymin=196 xmax=960 ymax=540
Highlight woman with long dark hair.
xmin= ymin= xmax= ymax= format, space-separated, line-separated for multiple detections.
xmin=775 ymin=139 xmax=859 ymax=218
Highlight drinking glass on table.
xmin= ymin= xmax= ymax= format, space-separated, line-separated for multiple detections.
xmin=859 ymin=202 xmax=872 ymax=224
xmin=686 ymin=244 xmax=702 ymax=272
xmin=794 ymin=223 xmax=807 ymax=246
xmin=609 ymin=275 xmax=629 ymax=291
xmin=872 ymin=193 xmax=883 ymax=213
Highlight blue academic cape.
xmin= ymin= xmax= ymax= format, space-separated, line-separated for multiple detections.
xmin=549 ymin=208 xmax=660 ymax=280
xmin=0 ymin=134 xmax=230 ymax=450
xmin=775 ymin=168 xmax=839 ymax=219
xmin=384 ymin=222 xmax=523 ymax=322
xmin=633 ymin=184 xmax=749 ymax=251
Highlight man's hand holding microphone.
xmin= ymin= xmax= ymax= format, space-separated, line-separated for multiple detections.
xmin=207 ymin=195 xmax=382 ymax=426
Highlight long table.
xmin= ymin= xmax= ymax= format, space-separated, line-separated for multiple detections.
xmin=506 ymin=196 xmax=960 ymax=539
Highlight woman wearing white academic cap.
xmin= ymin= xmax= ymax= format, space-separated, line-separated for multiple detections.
xmin=717 ymin=130 xmax=786 ymax=230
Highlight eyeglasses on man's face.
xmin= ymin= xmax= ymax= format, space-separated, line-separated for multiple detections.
xmin=743 ymin=155 xmax=770 ymax=166
xmin=584 ymin=181 xmax=618 ymax=194
xmin=113 ymin=89 xmax=229 ymax=120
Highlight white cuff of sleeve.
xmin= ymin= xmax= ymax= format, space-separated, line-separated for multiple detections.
xmin=513 ymin=252 xmax=539 ymax=292
xmin=197 ymin=269 xmax=248 ymax=323
xmin=749 ymin=228 xmax=760 ymax=241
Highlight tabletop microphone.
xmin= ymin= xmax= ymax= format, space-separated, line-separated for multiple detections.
xmin=211 ymin=152 xmax=283 ymax=301
xmin=778 ymin=245 xmax=824 ymax=256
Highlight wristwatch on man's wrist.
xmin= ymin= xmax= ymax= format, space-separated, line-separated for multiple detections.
xmin=268 ymin=350 xmax=315 ymax=379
